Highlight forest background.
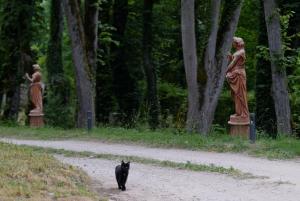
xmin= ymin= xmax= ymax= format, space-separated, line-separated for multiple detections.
xmin=0 ymin=0 xmax=299 ymax=138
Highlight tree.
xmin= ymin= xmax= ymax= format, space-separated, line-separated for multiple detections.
xmin=143 ymin=0 xmax=159 ymax=129
xmin=181 ymin=0 xmax=199 ymax=132
xmin=62 ymin=0 xmax=99 ymax=128
xmin=256 ymin=0 xmax=277 ymax=136
xmin=181 ymin=0 xmax=244 ymax=134
xmin=46 ymin=0 xmax=71 ymax=127
xmin=111 ymin=0 xmax=140 ymax=125
xmin=84 ymin=0 xmax=99 ymax=72
xmin=263 ymin=0 xmax=292 ymax=135
xmin=96 ymin=0 xmax=115 ymax=123
xmin=0 ymin=0 xmax=37 ymax=120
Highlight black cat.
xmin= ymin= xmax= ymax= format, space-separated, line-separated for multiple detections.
xmin=115 ymin=160 xmax=130 ymax=191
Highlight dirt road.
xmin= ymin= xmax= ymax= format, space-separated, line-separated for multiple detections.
xmin=1 ymin=138 xmax=300 ymax=201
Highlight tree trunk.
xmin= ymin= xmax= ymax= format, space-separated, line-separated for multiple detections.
xmin=181 ymin=0 xmax=201 ymax=132
xmin=47 ymin=0 xmax=64 ymax=77
xmin=263 ymin=0 xmax=292 ymax=135
xmin=143 ymin=0 xmax=159 ymax=129
xmin=111 ymin=0 xmax=140 ymax=125
xmin=8 ymin=86 xmax=21 ymax=119
xmin=256 ymin=0 xmax=277 ymax=136
xmin=195 ymin=0 xmax=221 ymax=134
xmin=181 ymin=0 xmax=243 ymax=135
xmin=1 ymin=0 xmax=35 ymax=121
xmin=197 ymin=0 xmax=243 ymax=134
xmin=84 ymin=0 xmax=99 ymax=72
xmin=63 ymin=0 xmax=95 ymax=128
xmin=47 ymin=0 xmax=68 ymax=101
xmin=0 ymin=92 xmax=3 ymax=117
xmin=96 ymin=0 xmax=114 ymax=123
xmin=46 ymin=0 xmax=72 ymax=127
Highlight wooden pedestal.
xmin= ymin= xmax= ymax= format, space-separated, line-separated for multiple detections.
xmin=229 ymin=123 xmax=249 ymax=138
xmin=29 ymin=113 xmax=44 ymax=128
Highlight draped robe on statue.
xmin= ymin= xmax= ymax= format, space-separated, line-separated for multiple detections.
xmin=30 ymin=72 xmax=43 ymax=114
xmin=226 ymin=50 xmax=249 ymax=124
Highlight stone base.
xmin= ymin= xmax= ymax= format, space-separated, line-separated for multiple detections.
xmin=29 ymin=113 xmax=44 ymax=128
xmin=229 ymin=123 xmax=249 ymax=138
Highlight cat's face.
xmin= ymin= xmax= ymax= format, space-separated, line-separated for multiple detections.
xmin=121 ymin=161 xmax=130 ymax=172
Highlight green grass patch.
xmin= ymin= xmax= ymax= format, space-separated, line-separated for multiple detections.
xmin=0 ymin=125 xmax=300 ymax=159
xmin=250 ymin=136 xmax=300 ymax=159
xmin=0 ymin=142 xmax=99 ymax=201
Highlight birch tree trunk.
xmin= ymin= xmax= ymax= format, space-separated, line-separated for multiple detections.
xmin=143 ymin=0 xmax=159 ymax=129
xmin=263 ymin=0 xmax=292 ymax=135
xmin=63 ymin=0 xmax=95 ymax=128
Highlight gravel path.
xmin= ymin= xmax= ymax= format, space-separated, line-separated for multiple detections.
xmin=1 ymin=138 xmax=300 ymax=201
xmin=55 ymin=156 xmax=300 ymax=201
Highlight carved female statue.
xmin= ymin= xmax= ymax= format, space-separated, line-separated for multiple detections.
xmin=26 ymin=64 xmax=43 ymax=114
xmin=226 ymin=37 xmax=249 ymax=124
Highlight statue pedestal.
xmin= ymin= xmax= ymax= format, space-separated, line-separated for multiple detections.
xmin=228 ymin=115 xmax=249 ymax=138
xmin=29 ymin=113 xmax=44 ymax=128
xmin=228 ymin=122 xmax=249 ymax=138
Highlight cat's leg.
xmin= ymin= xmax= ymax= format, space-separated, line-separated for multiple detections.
xmin=116 ymin=175 xmax=121 ymax=189
xmin=117 ymin=178 xmax=122 ymax=189
xmin=122 ymin=175 xmax=127 ymax=191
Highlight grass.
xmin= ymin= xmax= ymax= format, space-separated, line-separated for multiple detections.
xmin=0 ymin=142 xmax=100 ymax=201
xmin=20 ymin=145 xmax=257 ymax=180
xmin=0 ymin=125 xmax=300 ymax=159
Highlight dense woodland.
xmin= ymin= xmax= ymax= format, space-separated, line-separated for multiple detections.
xmin=0 ymin=0 xmax=299 ymax=137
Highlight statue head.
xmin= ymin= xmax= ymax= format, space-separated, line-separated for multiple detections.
xmin=233 ymin=37 xmax=244 ymax=49
xmin=32 ymin=64 xmax=41 ymax=72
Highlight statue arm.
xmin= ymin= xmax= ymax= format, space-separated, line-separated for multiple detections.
xmin=226 ymin=54 xmax=239 ymax=74
xmin=227 ymin=53 xmax=233 ymax=62
xmin=25 ymin=73 xmax=33 ymax=82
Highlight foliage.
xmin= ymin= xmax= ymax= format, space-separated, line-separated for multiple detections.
xmin=256 ymin=8 xmax=300 ymax=136
xmin=289 ymin=49 xmax=300 ymax=134
xmin=236 ymin=0 xmax=260 ymax=89
xmin=256 ymin=10 xmax=299 ymax=70
xmin=98 ymin=23 xmax=119 ymax=66
xmin=158 ymin=82 xmax=187 ymax=128
xmin=44 ymin=90 xmax=75 ymax=128
xmin=0 ymin=0 xmax=45 ymax=120
xmin=255 ymin=0 xmax=277 ymax=136
xmin=0 ymin=0 xmax=298 ymax=137
xmin=45 ymin=0 xmax=73 ymax=128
